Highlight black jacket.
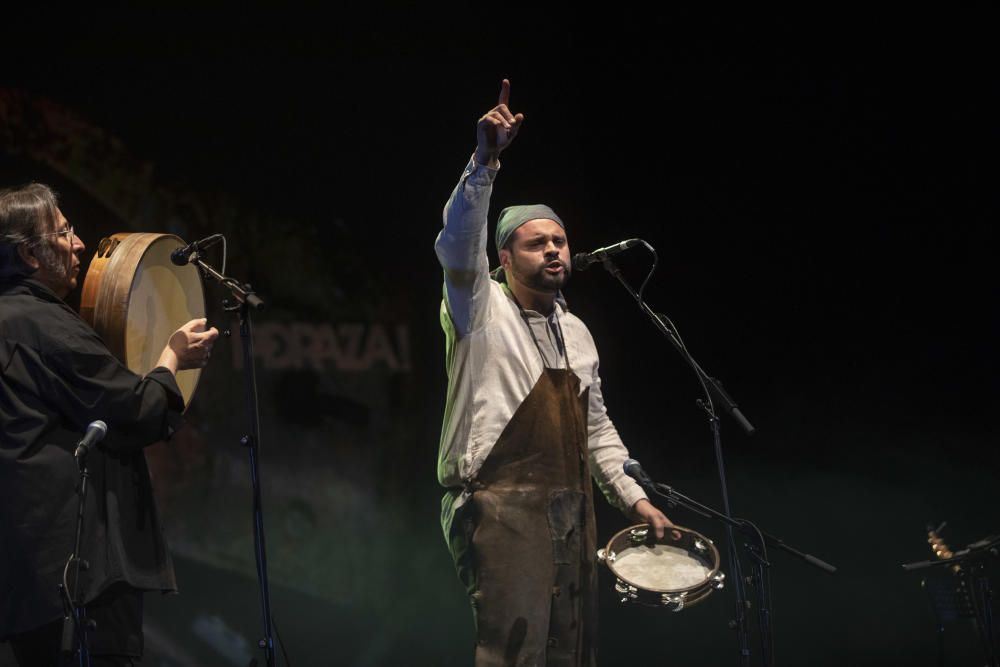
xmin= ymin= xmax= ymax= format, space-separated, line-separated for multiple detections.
xmin=0 ymin=277 xmax=184 ymax=638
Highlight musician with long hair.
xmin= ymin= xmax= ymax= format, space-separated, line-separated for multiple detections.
xmin=0 ymin=183 xmax=218 ymax=666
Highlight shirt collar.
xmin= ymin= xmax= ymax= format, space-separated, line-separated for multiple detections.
xmin=0 ymin=276 xmax=66 ymax=304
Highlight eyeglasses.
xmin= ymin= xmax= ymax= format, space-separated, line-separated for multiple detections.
xmin=29 ymin=225 xmax=75 ymax=242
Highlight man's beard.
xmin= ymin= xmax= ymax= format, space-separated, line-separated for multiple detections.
xmin=514 ymin=260 xmax=570 ymax=292
xmin=34 ymin=242 xmax=70 ymax=280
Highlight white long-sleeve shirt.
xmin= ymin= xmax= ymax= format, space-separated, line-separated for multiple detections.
xmin=434 ymin=157 xmax=647 ymax=513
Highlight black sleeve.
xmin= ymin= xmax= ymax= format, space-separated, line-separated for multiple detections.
xmin=38 ymin=318 xmax=185 ymax=452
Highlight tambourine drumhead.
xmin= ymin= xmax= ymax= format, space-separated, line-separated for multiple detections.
xmin=80 ymin=233 xmax=205 ymax=411
xmin=612 ymin=538 xmax=713 ymax=591
xmin=599 ymin=524 xmax=724 ymax=610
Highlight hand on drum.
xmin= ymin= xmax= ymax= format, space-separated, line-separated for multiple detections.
xmin=157 ymin=318 xmax=220 ymax=374
xmin=630 ymin=498 xmax=681 ymax=541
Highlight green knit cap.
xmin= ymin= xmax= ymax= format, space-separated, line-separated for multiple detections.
xmin=495 ymin=204 xmax=565 ymax=256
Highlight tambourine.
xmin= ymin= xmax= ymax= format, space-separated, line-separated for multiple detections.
xmin=80 ymin=232 xmax=206 ymax=411
xmin=598 ymin=524 xmax=725 ymax=611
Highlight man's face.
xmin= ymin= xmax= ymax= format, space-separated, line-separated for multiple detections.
xmin=502 ymin=218 xmax=571 ymax=293
xmin=29 ymin=208 xmax=85 ymax=298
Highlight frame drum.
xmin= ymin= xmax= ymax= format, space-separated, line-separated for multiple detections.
xmin=80 ymin=232 xmax=206 ymax=411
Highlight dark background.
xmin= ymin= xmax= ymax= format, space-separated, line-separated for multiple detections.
xmin=2 ymin=8 xmax=997 ymax=666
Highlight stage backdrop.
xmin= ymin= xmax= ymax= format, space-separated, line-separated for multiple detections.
xmin=1 ymin=13 xmax=997 ymax=666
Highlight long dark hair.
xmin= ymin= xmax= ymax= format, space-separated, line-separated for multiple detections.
xmin=0 ymin=183 xmax=60 ymax=279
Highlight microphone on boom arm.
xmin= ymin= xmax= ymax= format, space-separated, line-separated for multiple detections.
xmin=170 ymin=234 xmax=224 ymax=266
xmin=572 ymin=239 xmax=642 ymax=271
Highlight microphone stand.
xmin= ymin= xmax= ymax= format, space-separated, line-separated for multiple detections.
xmin=640 ymin=476 xmax=838 ymax=664
xmin=596 ymin=251 xmax=758 ymax=666
xmin=61 ymin=437 xmax=94 ymax=667
xmin=190 ymin=252 xmax=275 ymax=667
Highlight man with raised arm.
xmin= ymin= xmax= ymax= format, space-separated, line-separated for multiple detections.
xmin=435 ymin=79 xmax=673 ymax=666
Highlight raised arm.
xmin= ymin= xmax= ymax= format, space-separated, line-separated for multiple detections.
xmin=434 ymin=79 xmax=525 ymax=336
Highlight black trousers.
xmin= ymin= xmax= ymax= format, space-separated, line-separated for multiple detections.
xmin=7 ymin=583 xmax=143 ymax=667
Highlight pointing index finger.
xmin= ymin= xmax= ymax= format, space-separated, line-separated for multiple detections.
xmin=498 ymin=78 xmax=511 ymax=108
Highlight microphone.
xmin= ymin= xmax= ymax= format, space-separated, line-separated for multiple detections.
xmin=74 ymin=420 xmax=108 ymax=459
xmin=623 ymin=457 xmax=656 ymax=492
xmin=170 ymin=234 xmax=224 ymax=266
xmin=572 ymin=238 xmax=642 ymax=271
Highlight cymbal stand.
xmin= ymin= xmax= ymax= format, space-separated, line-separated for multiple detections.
xmin=903 ymin=534 xmax=1000 ymax=667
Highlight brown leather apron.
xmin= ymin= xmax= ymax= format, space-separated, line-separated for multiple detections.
xmin=446 ymin=305 xmax=598 ymax=666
